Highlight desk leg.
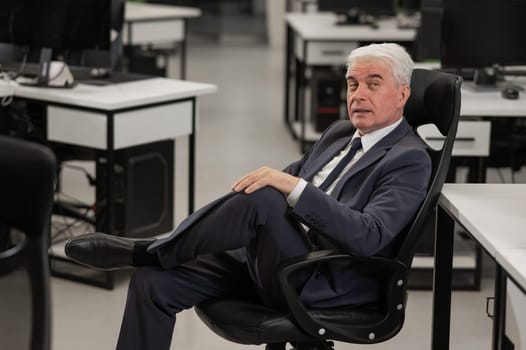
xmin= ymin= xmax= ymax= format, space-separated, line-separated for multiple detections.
xmin=180 ymin=21 xmax=187 ymax=80
xmin=294 ymin=57 xmax=303 ymax=127
xmin=189 ymin=99 xmax=196 ymax=214
xmin=492 ymin=266 xmax=505 ymax=350
xmin=471 ymin=157 xmax=488 ymax=183
xmin=126 ymin=23 xmax=134 ymax=73
xmin=299 ymin=59 xmax=307 ymax=153
xmin=284 ymin=25 xmax=296 ymax=139
xmin=104 ymin=112 xmax=116 ymax=289
xmin=431 ymin=205 xmax=455 ymax=350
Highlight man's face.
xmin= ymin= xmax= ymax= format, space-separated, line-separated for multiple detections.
xmin=346 ymin=59 xmax=410 ymax=135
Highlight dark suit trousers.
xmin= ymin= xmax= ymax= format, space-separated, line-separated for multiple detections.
xmin=117 ymin=187 xmax=312 ymax=350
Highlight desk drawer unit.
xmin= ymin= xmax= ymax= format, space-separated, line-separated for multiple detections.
xmin=505 ymin=278 xmax=526 ymax=348
xmin=123 ymin=19 xmax=184 ymax=45
xmin=46 ymin=101 xmax=193 ymax=150
xmin=294 ymin=36 xmax=358 ymax=65
xmin=417 ymin=120 xmax=491 ymax=157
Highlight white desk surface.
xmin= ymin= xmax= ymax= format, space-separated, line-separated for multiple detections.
xmin=286 ymin=13 xmax=416 ymax=41
xmin=497 ymin=248 xmax=526 ymax=291
xmin=440 ymin=184 xmax=526 ymax=259
xmin=414 ymin=64 xmax=526 ymax=117
xmin=125 ymin=2 xmax=201 ymax=21
xmin=13 ymin=78 xmax=217 ymax=111
xmin=460 ymin=85 xmax=526 ymax=117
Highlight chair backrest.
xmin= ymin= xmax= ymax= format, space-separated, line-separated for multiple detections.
xmin=0 ymin=136 xmax=56 ymax=350
xmin=397 ymin=68 xmax=462 ymax=266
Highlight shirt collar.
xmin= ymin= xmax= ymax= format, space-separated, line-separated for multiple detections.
xmin=351 ymin=117 xmax=404 ymax=153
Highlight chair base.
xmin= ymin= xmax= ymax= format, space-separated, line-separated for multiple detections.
xmin=265 ymin=341 xmax=335 ymax=350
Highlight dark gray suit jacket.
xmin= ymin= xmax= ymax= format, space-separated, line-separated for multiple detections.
xmin=149 ymin=119 xmax=431 ymax=307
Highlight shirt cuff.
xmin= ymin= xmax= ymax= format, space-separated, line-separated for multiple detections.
xmin=287 ymin=178 xmax=308 ymax=207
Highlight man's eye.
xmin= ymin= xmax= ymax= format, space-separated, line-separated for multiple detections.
xmin=368 ymin=81 xmax=380 ymax=89
xmin=348 ymin=83 xmax=358 ymax=90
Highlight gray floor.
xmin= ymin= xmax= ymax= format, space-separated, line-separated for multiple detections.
xmin=48 ymin=38 xmax=525 ymax=350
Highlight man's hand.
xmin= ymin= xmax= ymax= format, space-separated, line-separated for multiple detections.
xmin=232 ymin=166 xmax=300 ymax=195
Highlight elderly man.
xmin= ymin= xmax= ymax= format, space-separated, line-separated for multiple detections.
xmin=66 ymin=42 xmax=431 ymax=350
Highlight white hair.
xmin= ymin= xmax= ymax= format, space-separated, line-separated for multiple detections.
xmin=346 ymin=43 xmax=414 ymax=86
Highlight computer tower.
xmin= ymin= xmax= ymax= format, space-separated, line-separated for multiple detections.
xmin=310 ymin=68 xmax=343 ymax=133
xmin=95 ymin=140 xmax=174 ymax=238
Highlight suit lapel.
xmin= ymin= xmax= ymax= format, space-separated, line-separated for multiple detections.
xmin=302 ymin=136 xmax=350 ymax=181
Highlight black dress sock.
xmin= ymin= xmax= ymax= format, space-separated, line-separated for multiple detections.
xmin=132 ymin=240 xmax=161 ymax=267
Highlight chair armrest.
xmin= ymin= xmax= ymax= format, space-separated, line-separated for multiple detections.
xmin=277 ymin=250 xmax=408 ymax=340
xmin=0 ymin=239 xmax=26 ymax=277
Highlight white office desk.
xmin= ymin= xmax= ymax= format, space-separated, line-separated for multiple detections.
xmin=434 ymin=184 xmax=526 ymax=350
xmin=498 ymin=249 xmax=526 ymax=289
xmin=13 ymin=77 xmax=217 ymax=288
xmin=14 ymin=77 xmax=216 ymax=211
xmin=439 ymin=184 xmax=526 ymax=256
xmin=125 ymin=2 xmax=200 ymax=22
xmin=284 ymin=13 xmax=417 ymax=152
xmin=14 ymin=78 xmax=210 ymax=110
xmin=287 ymin=13 xmax=416 ymax=42
xmin=123 ymin=2 xmax=201 ymax=79
xmin=497 ymin=248 xmax=526 ymax=348
xmin=461 ymin=84 xmax=526 ymax=117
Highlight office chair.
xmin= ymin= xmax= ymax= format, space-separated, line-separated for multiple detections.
xmin=194 ymin=68 xmax=462 ymax=349
xmin=487 ymin=118 xmax=526 ymax=183
xmin=0 ymin=135 xmax=56 ymax=350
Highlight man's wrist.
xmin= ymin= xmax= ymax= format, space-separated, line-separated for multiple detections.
xmin=286 ymin=178 xmax=307 ymax=207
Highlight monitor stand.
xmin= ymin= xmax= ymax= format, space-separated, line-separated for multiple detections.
xmin=473 ymin=68 xmax=499 ymax=86
xmin=459 ymin=68 xmax=500 ymax=92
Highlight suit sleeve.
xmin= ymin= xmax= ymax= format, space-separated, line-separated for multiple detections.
xmin=289 ymin=144 xmax=431 ymax=257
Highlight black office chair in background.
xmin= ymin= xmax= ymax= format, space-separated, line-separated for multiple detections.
xmin=487 ymin=118 xmax=526 ymax=183
xmin=194 ymin=69 xmax=462 ymax=349
xmin=0 ymin=136 xmax=56 ymax=350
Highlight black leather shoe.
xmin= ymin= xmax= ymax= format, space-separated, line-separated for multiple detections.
xmin=65 ymin=233 xmax=151 ymax=271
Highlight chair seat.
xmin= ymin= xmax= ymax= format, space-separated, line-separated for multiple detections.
xmin=195 ymin=299 xmax=385 ymax=345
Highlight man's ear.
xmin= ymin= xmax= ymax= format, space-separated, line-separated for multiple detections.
xmin=399 ymin=85 xmax=411 ymax=106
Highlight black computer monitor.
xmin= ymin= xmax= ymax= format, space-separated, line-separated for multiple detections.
xmin=398 ymin=0 xmax=421 ymax=12
xmin=0 ymin=0 xmax=124 ymax=83
xmin=441 ymin=0 xmax=526 ymax=85
xmin=412 ymin=5 xmax=442 ymax=61
xmin=318 ymin=0 xmax=395 ymax=25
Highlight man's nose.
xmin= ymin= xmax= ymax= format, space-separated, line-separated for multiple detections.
xmin=349 ymin=85 xmax=367 ymax=102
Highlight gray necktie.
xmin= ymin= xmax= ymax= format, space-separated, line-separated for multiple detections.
xmin=318 ymin=137 xmax=362 ymax=191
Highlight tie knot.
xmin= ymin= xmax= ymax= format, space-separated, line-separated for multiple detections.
xmin=350 ymin=137 xmax=362 ymax=150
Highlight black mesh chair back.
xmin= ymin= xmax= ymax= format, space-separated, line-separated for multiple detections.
xmin=400 ymin=68 xmax=461 ymax=265
xmin=0 ymin=136 xmax=56 ymax=350
xmin=195 ymin=69 xmax=462 ymax=349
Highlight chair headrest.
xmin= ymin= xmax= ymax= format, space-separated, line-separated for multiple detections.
xmin=404 ymin=68 xmax=462 ymax=135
